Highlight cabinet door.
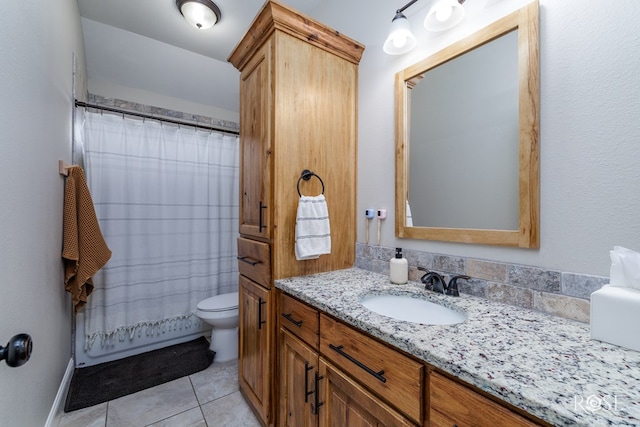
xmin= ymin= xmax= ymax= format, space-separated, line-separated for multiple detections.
xmin=239 ymin=40 xmax=272 ymax=240
xmin=318 ymin=359 xmax=416 ymax=427
xmin=280 ymin=329 xmax=319 ymax=427
xmin=428 ymin=371 xmax=541 ymax=427
xmin=239 ymin=275 xmax=272 ymax=424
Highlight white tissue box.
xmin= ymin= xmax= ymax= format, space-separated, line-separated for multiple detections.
xmin=591 ymin=285 xmax=640 ymax=352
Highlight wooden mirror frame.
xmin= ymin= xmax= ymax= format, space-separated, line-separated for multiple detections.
xmin=395 ymin=1 xmax=539 ymax=248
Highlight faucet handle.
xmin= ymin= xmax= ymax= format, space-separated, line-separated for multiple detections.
xmin=446 ymin=275 xmax=470 ymax=297
xmin=421 ymin=270 xmax=447 ymax=294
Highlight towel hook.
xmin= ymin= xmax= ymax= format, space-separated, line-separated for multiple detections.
xmin=59 ymin=160 xmax=70 ymax=176
xmin=297 ymin=169 xmax=325 ymax=197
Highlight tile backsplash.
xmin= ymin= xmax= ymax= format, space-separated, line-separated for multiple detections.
xmin=355 ymin=243 xmax=608 ymax=323
xmin=87 ymin=94 xmax=240 ymax=133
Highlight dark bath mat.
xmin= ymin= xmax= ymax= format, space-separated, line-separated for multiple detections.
xmin=64 ymin=336 xmax=214 ymax=412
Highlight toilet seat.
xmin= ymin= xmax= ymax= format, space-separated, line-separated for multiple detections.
xmin=197 ymin=292 xmax=239 ymax=312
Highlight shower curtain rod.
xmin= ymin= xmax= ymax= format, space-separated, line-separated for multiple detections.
xmin=75 ymin=100 xmax=240 ymax=136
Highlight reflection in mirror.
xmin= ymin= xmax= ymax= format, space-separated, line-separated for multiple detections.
xmin=409 ymin=30 xmax=519 ymax=230
xmin=395 ymin=1 xmax=539 ymax=247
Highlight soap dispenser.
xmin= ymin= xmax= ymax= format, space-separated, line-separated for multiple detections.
xmin=390 ymin=248 xmax=408 ymax=284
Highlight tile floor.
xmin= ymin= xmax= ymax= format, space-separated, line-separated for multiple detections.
xmin=57 ymin=360 xmax=260 ymax=427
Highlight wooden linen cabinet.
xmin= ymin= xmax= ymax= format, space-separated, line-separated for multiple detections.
xmin=228 ymin=1 xmax=364 ymax=425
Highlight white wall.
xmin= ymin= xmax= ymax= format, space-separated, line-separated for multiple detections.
xmin=82 ymin=18 xmax=240 ymax=123
xmin=310 ymin=0 xmax=640 ymax=277
xmin=0 ymin=1 xmax=86 ymax=425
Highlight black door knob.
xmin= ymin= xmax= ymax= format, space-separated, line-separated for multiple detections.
xmin=1 ymin=334 xmax=33 ymax=367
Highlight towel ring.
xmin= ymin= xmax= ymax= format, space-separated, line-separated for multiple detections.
xmin=297 ymin=169 xmax=325 ymax=197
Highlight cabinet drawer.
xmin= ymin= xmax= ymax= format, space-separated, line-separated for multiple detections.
xmin=429 ymin=371 xmax=541 ymax=427
xmin=279 ymin=293 xmax=319 ymax=349
xmin=237 ymin=237 xmax=271 ymax=289
xmin=320 ymin=314 xmax=423 ymax=424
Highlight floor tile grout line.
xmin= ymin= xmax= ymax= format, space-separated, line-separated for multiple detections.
xmin=189 ymin=372 xmax=210 ymax=426
xmin=142 ymin=406 xmax=202 ymax=427
xmin=189 ymin=373 xmax=203 ymax=407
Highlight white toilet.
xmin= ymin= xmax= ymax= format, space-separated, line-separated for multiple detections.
xmin=196 ymin=292 xmax=239 ymax=363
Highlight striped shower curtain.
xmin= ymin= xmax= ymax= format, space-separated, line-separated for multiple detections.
xmin=78 ymin=109 xmax=239 ymax=349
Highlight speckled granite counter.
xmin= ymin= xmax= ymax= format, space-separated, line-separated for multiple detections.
xmin=275 ymin=268 xmax=640 ymax=427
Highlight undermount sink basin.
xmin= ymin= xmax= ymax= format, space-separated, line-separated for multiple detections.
xmin=360 ymin=293 xmax=467 ymax=325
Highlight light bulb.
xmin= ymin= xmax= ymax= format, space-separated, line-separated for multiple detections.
xmin=435 ymin=5 xmax=453 ymax=22
xmin=393 ymin=35 xmax=407 ymax=48
xmin=181 ymin=2 xmax=218 ymax=29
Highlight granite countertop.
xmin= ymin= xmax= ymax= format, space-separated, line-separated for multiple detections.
xmin=275 ymin=268 xmax=640 ymax=427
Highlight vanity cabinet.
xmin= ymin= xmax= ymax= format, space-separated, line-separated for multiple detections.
xmin=278 ymin=290 xmax=548 ymax=427
xmin=278 ymin=291 xmax=418 ymax=426
xmin=229 ymin=2 xmax=364 ymax=425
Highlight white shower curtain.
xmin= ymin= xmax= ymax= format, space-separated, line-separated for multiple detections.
xmin=79 ymin=109 xmax=239 ymax=349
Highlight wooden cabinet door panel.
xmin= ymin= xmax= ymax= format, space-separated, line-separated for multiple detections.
xmin=239 ymin=275 xmax=272 ymax=424
xmin=280 ymin=329 xmax=318 ymax=427
xmin=318 ymin=359 xmax=416 ymax=427
xmin=239 ymin=41 xmax=272 ymax=240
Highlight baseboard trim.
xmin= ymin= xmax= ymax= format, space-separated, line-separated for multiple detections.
xmin=45 ymin=357 xmax=74 ymax=427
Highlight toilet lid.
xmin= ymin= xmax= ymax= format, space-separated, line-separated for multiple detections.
xmin=197 ymin=292 xmax=239 ymax=312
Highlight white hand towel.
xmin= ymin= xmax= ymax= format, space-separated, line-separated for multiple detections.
xmin=295 ymin=195 xmax=331 ymax=260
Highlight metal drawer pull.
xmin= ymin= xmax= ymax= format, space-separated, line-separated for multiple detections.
xmin=259 ymin=201 xmax=267 ymax=232
xmin=258 ymin=298 xmax=267 ymax=330
xmin=304 ymin=362 xmax=314 ymax=403
xmin=281 ymin=312 xmax=303 ymax=327
xmin=311 ymin=371 xmax=324 ymax=415
xmin=329 ymin=344 xmax=387 ymax=383
xmin=237 ymin=256 xmax=261 ymax=266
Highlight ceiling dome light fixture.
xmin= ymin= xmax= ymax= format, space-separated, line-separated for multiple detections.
xmin=424 ymin=0 xmax=465 ymax=32
xmin=176 ymin=0 xmax=221 ymax=30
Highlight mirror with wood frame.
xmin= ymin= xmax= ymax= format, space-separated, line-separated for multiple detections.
xmin=395 ymin=1 xmax=539 ymax=247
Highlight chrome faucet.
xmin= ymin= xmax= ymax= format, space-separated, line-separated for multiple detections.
xmin=418 ymin=267 xmax=469 ymax=297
